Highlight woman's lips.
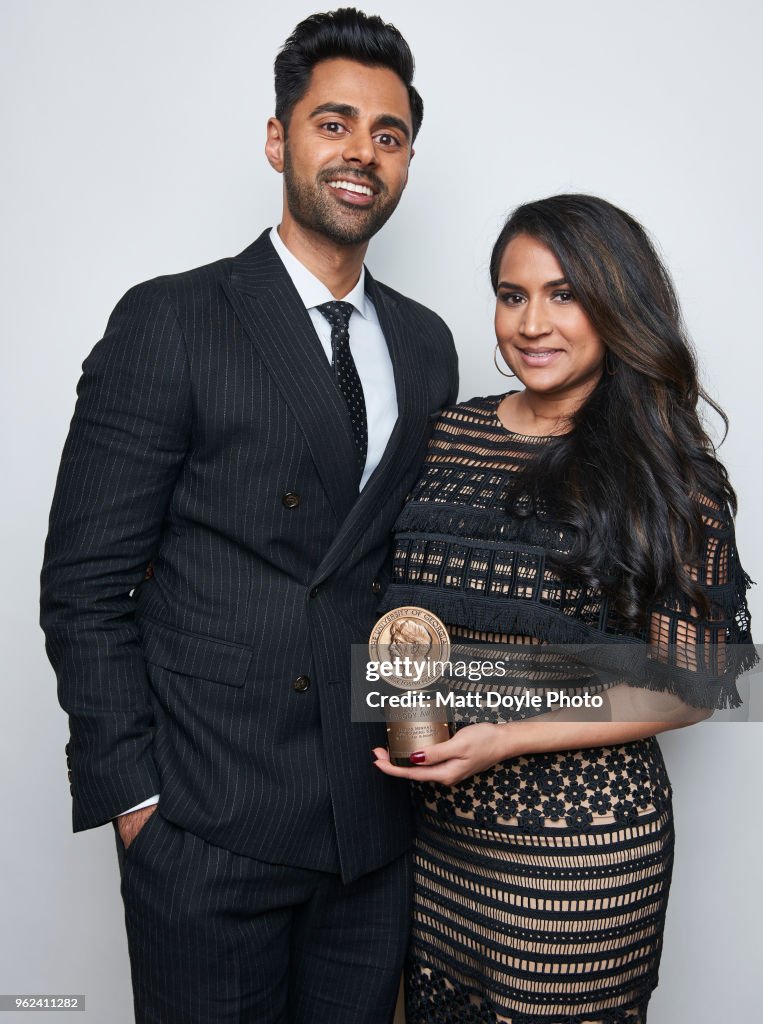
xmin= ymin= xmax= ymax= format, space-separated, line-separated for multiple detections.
xmin=517 ymin=348 xmax=563 ymax=367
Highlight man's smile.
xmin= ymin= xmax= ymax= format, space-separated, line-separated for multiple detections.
xmin=322 ymin=173 xmax=382 ymax=207
xmin=327 ymin=179 xmax=377 ymax=195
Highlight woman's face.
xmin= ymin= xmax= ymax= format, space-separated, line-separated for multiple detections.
xmin=494 ymin=234 xmax=606 ymax=403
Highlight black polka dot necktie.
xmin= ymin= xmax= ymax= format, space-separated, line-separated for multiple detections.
xmin=316 ymin=300 xmax=368 ymax=477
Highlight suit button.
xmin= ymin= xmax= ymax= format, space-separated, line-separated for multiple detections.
xmin=371 ymin=580 xmax=381 ymax=594
xmin=282 ymin=492 xmax=300 ymax=509
xmin=293 ymin=675 xmax=311 ymax=693
xmin=309 ymin=586 xmax=319 ymax=599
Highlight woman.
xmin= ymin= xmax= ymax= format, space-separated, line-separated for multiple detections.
xmin=373 ymin=195 xmax=756 ymax=1023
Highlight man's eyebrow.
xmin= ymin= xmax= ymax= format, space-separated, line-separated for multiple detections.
xmin=309 ymin=102 xmax=359 ymax=119
xmin=375 ymin=114 xmax=411 ymax=141
xmin=308 ymin=103 xmax=411 ymax=141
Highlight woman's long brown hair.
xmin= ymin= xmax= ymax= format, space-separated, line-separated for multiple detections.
xmin=490 ymin=194 xmax=736 ymax=629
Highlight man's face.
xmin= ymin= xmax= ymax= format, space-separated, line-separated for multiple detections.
xmin=267 ymin=58 xmax=414 ymax=246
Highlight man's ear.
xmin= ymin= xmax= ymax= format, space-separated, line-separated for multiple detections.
xmin=404 ymin=146 xmax=415 ymax=184
xmin=401 ymin=147 xmax=414 ymax=189
xmin=265 ymin=117 xmax=286 ymax=172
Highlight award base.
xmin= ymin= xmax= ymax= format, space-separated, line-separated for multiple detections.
xmin=386 ymin=717 xmax=452 ymax=767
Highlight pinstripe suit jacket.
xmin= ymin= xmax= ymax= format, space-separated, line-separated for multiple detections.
xmin=40 ymin=230 xmax=458 ymax=882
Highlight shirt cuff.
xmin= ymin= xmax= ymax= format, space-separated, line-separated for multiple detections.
xmin=115 ymin=794 xmax=160 ymax=817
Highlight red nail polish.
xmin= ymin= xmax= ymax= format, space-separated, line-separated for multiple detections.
xmin=409 ymin=751 xmax=426 ymax=764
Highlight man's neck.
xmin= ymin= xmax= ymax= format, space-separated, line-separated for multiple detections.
xmin=276 ymin=217 xmax=368 ymax=299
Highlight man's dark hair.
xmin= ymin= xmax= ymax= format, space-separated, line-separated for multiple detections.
xmin=274 ymin=7 xmax=423 ymax=140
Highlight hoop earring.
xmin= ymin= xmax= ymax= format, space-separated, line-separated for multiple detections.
xmin=606 ymin=352 xmax=618 ymax=376
xmin=494 ymin=344 xmax=516 ymax=378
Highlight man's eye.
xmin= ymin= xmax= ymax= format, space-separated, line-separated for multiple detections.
xmin=374 ymin=133 xmax=400 ymax=147
xmin=321 ymin=122 xmax=346 ymax=134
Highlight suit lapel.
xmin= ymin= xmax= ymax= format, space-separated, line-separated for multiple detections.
xmin=224 ymin=232 xmax=431 ymax=578
xmin=312 ymin=271 xmax=430 ymax=584
xmin=357 ymin=270 xmax=429 ymax=504
xmin=223 ymin=231 xmax=360 ymax=523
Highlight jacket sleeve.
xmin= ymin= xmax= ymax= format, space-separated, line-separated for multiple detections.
xmin=40 ymin=281 xmax=192 ymax=831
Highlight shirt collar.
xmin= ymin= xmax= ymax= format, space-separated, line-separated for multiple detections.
xmin=269 ymin=226 xmax=375 ymax=321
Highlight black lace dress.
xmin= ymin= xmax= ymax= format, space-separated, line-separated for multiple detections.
xmin=381 ymin=395 xmax=755 ymax=1024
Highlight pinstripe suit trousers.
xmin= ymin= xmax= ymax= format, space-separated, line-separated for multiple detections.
xmin=115 ymin=812 xmax=412 ymax=1023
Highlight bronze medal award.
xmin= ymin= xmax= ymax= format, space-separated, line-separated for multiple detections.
xmin=368 ymin=606 xmax=452 ymax=766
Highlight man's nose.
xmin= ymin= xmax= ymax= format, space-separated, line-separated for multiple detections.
xmin=342 ymin=129 xmax=377 ymax=166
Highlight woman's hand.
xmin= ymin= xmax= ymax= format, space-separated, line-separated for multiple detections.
xmin=373 ymin=690 xmax=711 ymax=788
xmin=372 ymin=722 xmax=521 ymax=785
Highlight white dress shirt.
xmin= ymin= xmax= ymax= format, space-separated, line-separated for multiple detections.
xmin=269 ymin=226 xmax=398 ymax=490
xmin=118 ymin=227 xmax=398 ymax=817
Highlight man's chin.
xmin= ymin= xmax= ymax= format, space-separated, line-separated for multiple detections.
xmin=327 ymin=203 xmax=400 ymax=245
xmin=327 ymin=226 xmax=380 ymax=246
xmin=306 ymin=213 xmax=386 ymax=247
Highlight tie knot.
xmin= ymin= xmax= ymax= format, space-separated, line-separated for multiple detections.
xmin=316 ymin=300 xmax=354 ymax=332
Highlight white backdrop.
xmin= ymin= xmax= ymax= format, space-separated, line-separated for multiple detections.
xmin=1 ymin=1 xmax=760 ymax=1021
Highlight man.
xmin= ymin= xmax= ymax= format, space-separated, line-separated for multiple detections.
xmin=40 ymin=8 xmax=458 ymax=1023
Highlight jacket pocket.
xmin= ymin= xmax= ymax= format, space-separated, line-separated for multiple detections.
xmin=140 ymin=616 xmax=253 ymax=687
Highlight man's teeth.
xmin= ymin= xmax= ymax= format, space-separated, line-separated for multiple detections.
xmin=328 ymin=180 xmax=374 ymax=196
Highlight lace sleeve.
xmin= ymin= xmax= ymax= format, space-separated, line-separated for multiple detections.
xmin=641 ymin=495 xmax=757 ymax=709
xmin=507 ymin=498 xmax=756 ymax=724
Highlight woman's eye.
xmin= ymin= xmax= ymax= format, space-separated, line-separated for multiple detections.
xmin=553 ymin=290 xmax=574 ymax=303
xmin=500 ymin=292 xmax=525 ymax=306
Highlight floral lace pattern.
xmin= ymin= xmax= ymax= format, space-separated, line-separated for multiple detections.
xmin=413 ymin=740 xmax=671 ymax=833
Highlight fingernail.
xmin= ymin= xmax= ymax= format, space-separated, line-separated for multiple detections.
xmin=409 ymin=751 xmax=426 ymax=764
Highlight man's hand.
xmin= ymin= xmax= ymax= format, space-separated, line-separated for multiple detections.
xmin=116 ymin=804 xmax=157 ymax=850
